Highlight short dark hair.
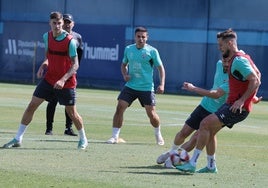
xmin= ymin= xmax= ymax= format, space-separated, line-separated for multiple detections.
xmin=50 ymin=11 xmax=63 ymax=20
xmin=135 ymin=27 xmax=148 ymax=34
xmin=217 ymin=28 xmax=237 ymax=40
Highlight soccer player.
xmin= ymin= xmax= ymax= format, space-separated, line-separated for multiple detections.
xmin=177 ymin=28 xmax=261 ymax=173
xmin=2 ymin=11 xmax=88 ymax=149
xmin=106 ymin=27 xmax=166 ymax=145
xmin=157 ymin=57 xmax=229 ymax=172
xmin=44 ymin=13 xmax=84 ymax=136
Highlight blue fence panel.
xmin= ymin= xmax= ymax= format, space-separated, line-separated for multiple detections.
xmin=0 ymin=0 xmax=268 ymax=99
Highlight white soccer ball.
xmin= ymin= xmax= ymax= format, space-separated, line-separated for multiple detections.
xmin=170 ymin=149 xmax=190 ymax=166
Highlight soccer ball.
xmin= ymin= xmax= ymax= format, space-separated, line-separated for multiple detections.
xmin=170 ymin=149 xmax=190 ymax=166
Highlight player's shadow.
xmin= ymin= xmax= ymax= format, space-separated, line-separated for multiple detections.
xmin=0 ymin=139 xmax=87 ymax=151
xmin=121 ymin=165 xmax=193 ymax=176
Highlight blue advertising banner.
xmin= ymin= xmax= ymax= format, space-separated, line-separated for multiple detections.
xmin=0 ymin=22 xmax=125 ymax=89
xmin=0 ymin=22 xmax=48 ymax=83
xmin=75 ymin=24 xmax=125 ymax=89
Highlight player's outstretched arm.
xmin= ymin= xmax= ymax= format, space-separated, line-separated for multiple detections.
xmin=182 ymin=82 xmax=225 ymax=99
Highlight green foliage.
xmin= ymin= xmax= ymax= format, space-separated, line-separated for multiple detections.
xmin=0 ymin=83 xmax=267 ymax=188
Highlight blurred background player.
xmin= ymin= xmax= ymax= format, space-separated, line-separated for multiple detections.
xmin=44 ymin=13 xmax=83 ymax=136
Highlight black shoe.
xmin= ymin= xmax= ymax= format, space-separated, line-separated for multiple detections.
xmin=64 ymin=128 xmax=77 ymax=136
xmin=45 ymin=130 xmax=53 ymax=135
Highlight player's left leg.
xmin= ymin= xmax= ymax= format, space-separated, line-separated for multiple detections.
xmin=196 ymin=134 xmax=218 ymax=173
xmin=58 ymin=88 xmax=88 ymax=149
xmin=65 ymin=105 xmax=88 ymax=149
xmin=144 ymin=105 xmax=164 ymax=145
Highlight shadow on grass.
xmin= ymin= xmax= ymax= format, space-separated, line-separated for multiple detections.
xmin=0 ymin=134 xmax=152 ymax=146
xmin=0 ymin=138 xmax=89 ymax=151
xmin=127 ymin=171 xmax=193 ymax=176
xmin=0 ymin=147 xmax=81 ymax=151
xmin=119 ymin=165 xmax=194 ymax=176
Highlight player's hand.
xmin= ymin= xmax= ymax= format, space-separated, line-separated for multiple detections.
xmin=252 ymin=95 xmax=262 ymax=104
xmin=156 ymin=84 xmax=164 ymax=94
xmin=229 ymin=99 xmax=244 ymax=113
xmin=123 ymin=75 xmax=131 ymax=82
xmin=182 ymin=82 xmax=195 ymax=91
xmin=37 ymin=61 xmax=48 ymax=79
xmin=36 ymin=67 xmax=45 ymax=79
xmin=54 ymin=80 xmax=65 ymax=89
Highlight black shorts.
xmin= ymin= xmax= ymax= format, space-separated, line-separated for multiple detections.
xmin=185 ymin=105 xmax=211 ymax=130
xmin=33 ymin=79 xmax=76 ymax=106
xmin=118 ymin=86 xmax=156 ymax=107
xmin=215 ymin=103 xmax=249 ymax=129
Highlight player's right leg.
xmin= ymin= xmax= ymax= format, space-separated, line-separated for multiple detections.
xmin=107 ymin=86 xmax=133 ymax=144
xmin=107 ymin=99 xmax=129 ymax=144
xmin=3 ymin=94 xmax=45 ymax=148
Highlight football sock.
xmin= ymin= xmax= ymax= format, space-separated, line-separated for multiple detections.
xmin=78 ymin=128 xmax=87 ymax=140
xmin=154 ymin=126 xmax=161 ymax=136
xmin=15 ymin=123 xmax=27 ymax=143
xmin=189 ymin=148 xmax=202 ymax=166
xmin=207 ymin=154 xmax=216 ymax=169
xmin=170 ymin=144 xmax=180 ymax=153
xmin=112 ymin=127 xmax=120 ymax=138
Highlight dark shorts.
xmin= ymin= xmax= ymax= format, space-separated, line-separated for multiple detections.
xmin=215 ymin=103 xmax=249 ymax=129
xmin=33 ymin=79 xmax=76 ymax=106
xmin=185 ymin=105 xmax=211 ymax=130
xmin=118 ymin=86 xmax=156 ymax=107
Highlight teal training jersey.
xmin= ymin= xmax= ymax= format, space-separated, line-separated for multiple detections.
xmin=231 ymin=56 xmax=254 ymax=80
xmin=200 ymin=60 xmax=229 ymax=113
xmin=123 ymin=44 xmax=163 ymax=91
xmin=43 ymin=31 xmax=77 ymax=58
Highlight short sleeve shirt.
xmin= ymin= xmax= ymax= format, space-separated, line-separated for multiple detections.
xmin=200 ymin=60 xmax=229 ymax=113
xmin=231 ymin=56 xmax=254 ymax=80
xmin=123 ymin=44 xmax=163 ymax=91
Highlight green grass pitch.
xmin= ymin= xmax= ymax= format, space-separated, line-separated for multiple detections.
xmin=0 ymin=83 xmax=267 ymax=188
